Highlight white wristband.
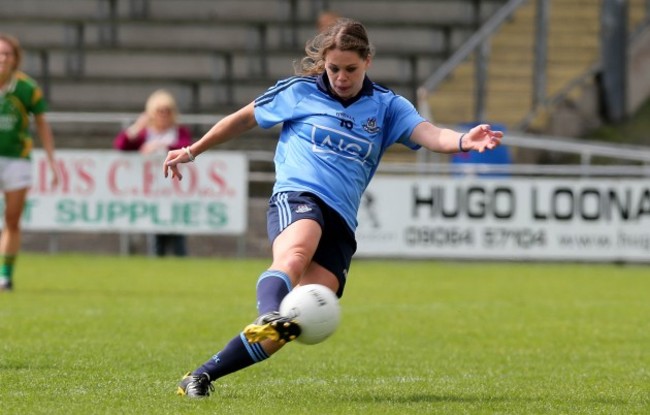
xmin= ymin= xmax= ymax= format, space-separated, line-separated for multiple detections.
xmin=183 ymin=146 xmax=195 ymax=162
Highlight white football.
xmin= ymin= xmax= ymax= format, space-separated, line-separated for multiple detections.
xmin=279 ymin=284 xmax=341 ymax=345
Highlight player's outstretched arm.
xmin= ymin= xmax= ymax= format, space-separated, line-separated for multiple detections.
xmin=164 ymin=102 xmax=258 ymax=180
xmin=410 ymin=121 xmax=504 ymax=154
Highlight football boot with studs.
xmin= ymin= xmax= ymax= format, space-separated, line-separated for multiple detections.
xmin=176 ymin=372 xmax=214 ymax=398
xmin=243 ymin=311 xmax=302 ymax=344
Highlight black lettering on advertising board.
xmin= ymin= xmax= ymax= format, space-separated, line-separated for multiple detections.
xmin=404 ymin=226 xmax=474 ymax=247
xmin=483 ymin=227 xmax=547 ymax=249
xmin=412 ymin=185 xmax=514 ymax=220
xmin=532 ymin=186 xmax=650 ymax=221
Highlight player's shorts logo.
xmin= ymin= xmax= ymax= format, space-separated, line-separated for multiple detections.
xmin=295 ymin=204 xmax=312 ymax=214
xmin=312 ymin=124 xmax=372 ymax=164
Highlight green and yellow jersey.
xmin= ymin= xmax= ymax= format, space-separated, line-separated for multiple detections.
xmin=0 ymin=71 xmax=47 ymax=159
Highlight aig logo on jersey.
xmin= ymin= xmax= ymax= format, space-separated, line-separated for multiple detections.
xmin=311 ymin=124 xmax=372 ymax=164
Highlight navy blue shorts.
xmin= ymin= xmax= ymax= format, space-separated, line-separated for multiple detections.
xmin=267 ymin=191 xmax=356 ymax=298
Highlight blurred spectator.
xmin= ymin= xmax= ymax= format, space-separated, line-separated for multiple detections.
xmin=0 ymin=33 xmax=59 ymax=292
xmin=114 ymin=89 xmax=192 ymax=257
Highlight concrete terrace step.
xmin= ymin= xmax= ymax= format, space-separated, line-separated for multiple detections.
xmin=41 ymin=76 xmax=270 ymax=112
xmin=1 ymin=16 xmax=464 ymax=54
xmin=0 ymin=0 xmax=289 ymax=21
xmin=491 ymin=34 xmax=600 ymax=49
xmin=488 ymin=49 xmax=599 ymax=64
xmin=0 ymin=0 xmax=101 ymax=19
xmin=52 ymin=128 xmax=278 ymax=152
xmin=22 ymin=47 xmax=443 ymax=94
xmin=324 ymin=0 xmax=507 ymax=23
xmin=47 ymin=109 xmax=280 ymax=153
xmin=38 ymin=75 xmax=417 ymax=114
xmin=0 ymin=0 xmax=508 ymax=24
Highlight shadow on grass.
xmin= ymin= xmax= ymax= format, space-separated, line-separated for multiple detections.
xmin=351 ymin=392 xmax=629 ymax=406
xmin=0 ymin=361 xmax=56 ymax=370
xmin=17 ymin=287 xmax=211 ymax=299
xmin=352 ymin=393 xmax=507 ymax=404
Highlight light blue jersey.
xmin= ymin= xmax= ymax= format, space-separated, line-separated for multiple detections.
xmin=254 ymin=73 xmax=425 ymax=231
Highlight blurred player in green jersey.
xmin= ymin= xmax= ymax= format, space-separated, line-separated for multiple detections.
xmin=0 ymin=33 xmax=59 ymax=292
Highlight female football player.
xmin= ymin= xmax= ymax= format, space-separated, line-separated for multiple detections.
xmin=0 ymin=33 xmax=58 ymax=292
xmin=164 ymin=18 xmax=503 ymax=397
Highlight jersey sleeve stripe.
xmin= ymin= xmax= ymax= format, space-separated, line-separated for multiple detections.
xmin=254 ymin=76 xmax=317 ymax=107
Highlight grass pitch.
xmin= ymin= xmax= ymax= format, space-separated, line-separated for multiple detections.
xmin=0 ymin=254 xmax=648 ymax=414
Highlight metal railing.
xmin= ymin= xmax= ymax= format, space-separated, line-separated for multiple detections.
xmin=47 ymin=111 xmax=650 ymax=177
xmin=48 ymin=111 xmax=224 ymax=129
